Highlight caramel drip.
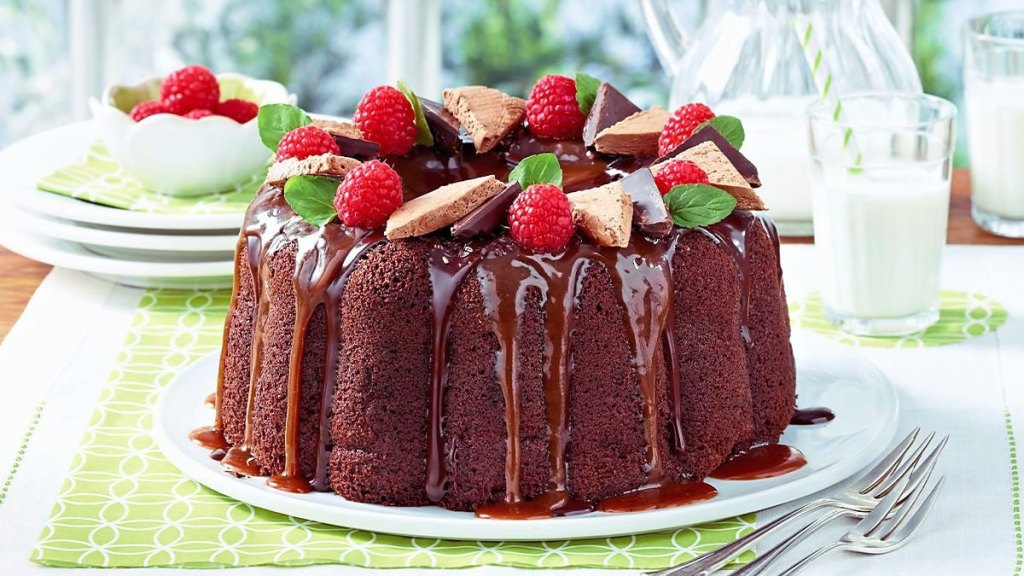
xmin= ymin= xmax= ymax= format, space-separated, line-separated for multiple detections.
xmin=475 ymin=262 xmax=530 ymax=504
xmin=702 ymin=213 xmax=759 ymax=345
xmin=591 ymin=242 xmax=678 ymax=484
xmin=273 ymin=226 xmax=383 ymax=494
xmin=662 ymin=326 xmax=685 ymax=451
xmin=203 ymin=125 xmax=784 ymax=516
xmin=222 ymin=193 xmax=290 ymax=478
xmin=216 ymin=186 xmax=384 ymax=486
xmin=311 ymin=232 xmax=384 ymax=491
xmin=472 ymin=231 xmax=684 ymax=516
xmin=189 ymin=425 xmax=228 ymax=451
xmin=597 ymin=481 xmax=717 ymax=513
xmin=709 ymin=444 xmax=807 ymax=481
xmin=476 ymin=243 xmax=588 ymax=507
xmin=424 ymin=242 xmax=488 ymax=503
xmin=791 ymin=407 xmax=835 ymax=426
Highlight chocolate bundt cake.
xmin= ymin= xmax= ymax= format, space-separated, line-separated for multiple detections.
xmin=202 ymin=78 xmax=797 ymax=517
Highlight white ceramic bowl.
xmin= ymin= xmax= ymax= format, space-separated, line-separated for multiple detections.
xmin=90 ymin=73 xmax=295 ymax=197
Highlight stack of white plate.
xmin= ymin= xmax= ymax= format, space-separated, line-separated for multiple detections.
xmin=0 ymin=121 xmax=242 ymax=289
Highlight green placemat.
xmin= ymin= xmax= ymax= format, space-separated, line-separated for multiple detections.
xmin=36 ymin=143 xmax=260 ymax=215
xmin=32 ymin=289 xmax=754 ymax=569
xmin=789 ymin=290 xmax=1008 ymax=348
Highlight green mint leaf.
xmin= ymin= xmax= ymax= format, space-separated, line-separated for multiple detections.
xmin=258 ymin=104 xmax=313 ymax=152
xmin=575 ymin=72 xmax=601 ymax=115
xmin=663 ymin=183 xmax=737 ymax=228
xmin=695 ymin=115 xmax=745 ymax=150
xmin=396 ymin=80 xmax=434 ymax=147
xmin=507 ymin=153 xmax=563 ymax=188
xmin=283 ymin=175 xmax=339 ymax=226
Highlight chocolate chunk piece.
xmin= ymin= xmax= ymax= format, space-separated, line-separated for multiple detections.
xmin=594 ymin=107 xmax=670 ymax=156
xmin=312 ymin=117 xmax=380 ymax=160
xmin=420 ymin=98 xmax=465 ymax=153
xmin=266 ymin=154 xmax=361 ymax=186
xmin=654 ymin=141 xmax=765 ymax=211
xmin=567 ymin=182 xmax=633 ymax=247
xmin=654 ymin=127 xmax=760 ymax=187
xmin=443 ymin=86 xmax=527 ymax=153
xmin=620 ymin=168 xmax=672 ymax=237
xmin=451 ymin=182 xmax=520 ymax=239
xmin=583 ymin=83 xmax=642 ymax=147
xmin=386 ymin=175 xmax=506 ymax=240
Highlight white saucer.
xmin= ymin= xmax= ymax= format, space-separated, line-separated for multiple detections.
xmin=154 ymin=335 xmax=899 ymax=541
xmin=0 ymin=121 xmax=245 ymax=231
xmin=12 ymin=205 xmax=238 ymax=253
xmin=0 ymin=214 xmax=233 ymax=289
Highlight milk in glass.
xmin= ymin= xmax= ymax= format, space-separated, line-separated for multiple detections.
xmin=965 ymin=74 xmax=1024 ymax=219
xmin=813 ymin=166 xmax=949 ymax=321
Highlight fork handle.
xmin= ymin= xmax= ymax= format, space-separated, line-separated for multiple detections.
xmin=731 ymin=508 xmax=849 ymax=576
xmin=648 ymin=498 xmax=837 ymax=576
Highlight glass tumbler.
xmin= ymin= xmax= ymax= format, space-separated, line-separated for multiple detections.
xmin=808 ymin=93 xmax=956 ymax=336
xmin=965 ymin=11 xmax=1024 ymax=238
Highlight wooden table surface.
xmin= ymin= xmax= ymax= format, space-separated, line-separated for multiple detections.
xmin=0 ymin=169 xmax=1021 ymax=343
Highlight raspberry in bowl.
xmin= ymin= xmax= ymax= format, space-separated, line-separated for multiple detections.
xmin=89 ymin=65 xmax=294 ymax=197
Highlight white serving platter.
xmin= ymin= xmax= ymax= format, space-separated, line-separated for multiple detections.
xmin=154 ymin=335 xmax=899 ymax=541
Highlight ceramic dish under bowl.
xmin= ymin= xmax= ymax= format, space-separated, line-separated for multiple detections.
xmin=0 ymin=122 xmax=249 ymax=230
xmin=90 ymin=73 xmax=294 ymax=197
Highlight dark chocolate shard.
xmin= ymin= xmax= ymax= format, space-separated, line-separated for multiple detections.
xmin=421 ymin=98 xmax=466 ymax=153
xmin=583 ymin=83 xmax=642 ymax=148
xmin=620 ymin=168 xmax=672 ymax=237
xmin=654 ymin=127 xmax=761 ymax=187
xmin=451 ymin=182 xmax=521 ymax=239
xmin=332 ymin=135 xmax=380 ymax=160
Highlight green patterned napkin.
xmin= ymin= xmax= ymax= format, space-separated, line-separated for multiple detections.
xmin=790 ymin=290 xmax=1008 ymax=348
xmin=36 ymin=143 xmax=260 ymax=215
xmin=31 ymin=289 xmax=754 ymax=570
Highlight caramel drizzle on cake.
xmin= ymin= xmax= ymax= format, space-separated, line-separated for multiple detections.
xmin=205 ymin=179 xmax=780 ymax=511
xmin=201 ymin=82 xmax=797 ymax=514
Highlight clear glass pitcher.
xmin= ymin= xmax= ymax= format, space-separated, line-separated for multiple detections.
xmin=640 ymin=0 xmax=922 ymax=235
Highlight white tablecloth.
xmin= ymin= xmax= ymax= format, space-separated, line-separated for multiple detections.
xmin=1 ymin=244 xmax=1022 ymax=575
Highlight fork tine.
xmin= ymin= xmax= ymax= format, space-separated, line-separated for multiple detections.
xmin=872 ymin=431 xmax=935 ymax=498
xmin=876 ymin=465 xmax=936 ymax=540
xmin=898 ymin=435 xmax=949 ymax=502
xmin=855 ymin=427 xmax=921 ymax=494
xmin=880 ymin=473 xmax=942 ymax=545
xmin=850 ymin=471 xmax=910 ymax=539
xmin=776 ymin=476 xmax=946 ymax=575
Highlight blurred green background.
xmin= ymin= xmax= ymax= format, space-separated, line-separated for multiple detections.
xmin=0 ymin=0 xmax=1016 ymax=167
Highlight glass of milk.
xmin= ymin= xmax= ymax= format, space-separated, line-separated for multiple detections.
xmin=808 ymin=93 xmax=957 ymax=336
xmin=965 ymin=12 xmax=1024 ymax=238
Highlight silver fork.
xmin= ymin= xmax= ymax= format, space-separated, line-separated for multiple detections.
xmin=730 ymin=437 xmax=946 ymax=576
xmin=775 ymin=472 xmax=945 ymax=575
xmin=646 ymin=427 xmax=929 ymax=576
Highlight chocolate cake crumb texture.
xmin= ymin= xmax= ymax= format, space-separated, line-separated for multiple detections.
xmin=207 ymin=78 xmax=796 ymax=516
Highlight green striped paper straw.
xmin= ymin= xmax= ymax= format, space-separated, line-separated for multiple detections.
xmin=793 ymin=15 xmax=864 ymax=173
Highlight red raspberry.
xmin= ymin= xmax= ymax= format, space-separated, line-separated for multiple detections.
xmin=184 ymin=109 xmax=214 ymax=119
xmin=526 ymin=74 xmax=586 ymax=140
xmin=353 ymin=85 xmax=417 ymax=156
xmin=276 ymin=125 xmax=340 ymax=162
xmin=334 ymin=160 xmax=404 ymax=229
xmin=129 ymin=100 xmax=169 ymax=122
xmin=215 ymin=98 xmax=259 ymax=123
xmin=658 ymin=103 xmax=716 ymax=156
xmin=160 ymin=65 xmax=220 ymax=115
xmin=508 ymin=183 xmax=574 ymax=253
xmin=654 ymin=159 xmax=709 ymax=194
